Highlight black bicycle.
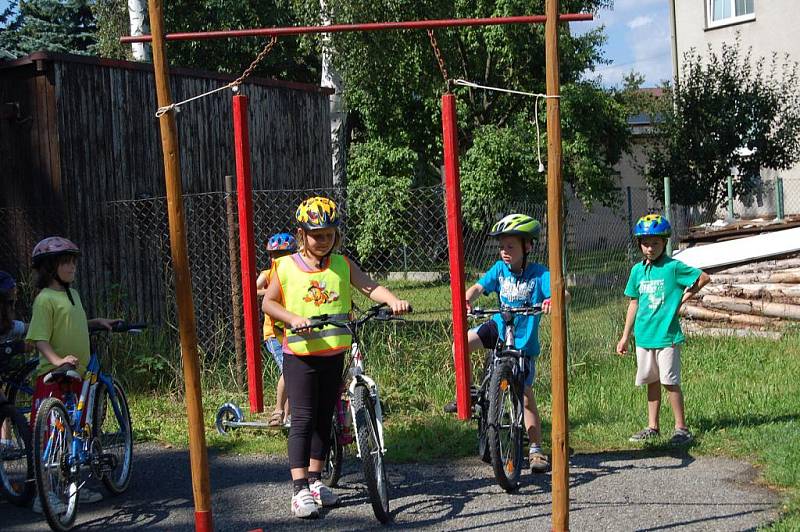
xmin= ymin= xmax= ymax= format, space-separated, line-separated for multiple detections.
xmin=469 ymin=305 xmax=542 ymax=493
xmin=0 ymin=339 xmax=36 ymax=506
xmin=295 ymin=303 xmax=409 ymax=524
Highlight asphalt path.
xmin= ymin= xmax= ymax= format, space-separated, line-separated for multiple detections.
xmin=2 ymin=443 xmax=780 ymax=531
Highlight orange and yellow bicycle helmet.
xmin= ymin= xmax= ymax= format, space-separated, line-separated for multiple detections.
xmin=296 ymin=196 xmax=340 ymax=230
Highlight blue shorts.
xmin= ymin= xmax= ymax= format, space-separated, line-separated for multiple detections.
xmin=469 ymin=321 xmax=536 ymax=388
xmin=264 ymin=337 xmax=284 ymax=373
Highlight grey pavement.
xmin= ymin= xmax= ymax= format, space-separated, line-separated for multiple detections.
xmin=1 ymin=443 xmax=780 ymax=531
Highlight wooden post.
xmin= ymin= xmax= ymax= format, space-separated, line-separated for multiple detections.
xmin=545 ymin=0 xmax=569 ymax=529
xmin=232 ymin=94 xmax=264 ymax=414
xmin=441 ymin=93 xmax=471 ymax=420
xmin=225 ymin=175 xmax=245 ymax=387
xmin=147 ymin=1 xmax=213 ymax=531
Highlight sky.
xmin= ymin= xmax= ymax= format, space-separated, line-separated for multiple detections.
xmin=576 ymin=0 xmax=674 ymax=88
xmin=1 ymin=0 xmax=673 ymax=88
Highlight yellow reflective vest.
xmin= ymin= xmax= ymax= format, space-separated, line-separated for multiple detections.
xmin=275 ymin=254 xmax=352 ymax=356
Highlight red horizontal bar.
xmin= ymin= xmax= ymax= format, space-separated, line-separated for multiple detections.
xmin=120 ymin=14 xmax=592 ymax=43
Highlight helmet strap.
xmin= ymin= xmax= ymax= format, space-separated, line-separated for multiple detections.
xmin=54 ymin=274 xmax=75 ymax=305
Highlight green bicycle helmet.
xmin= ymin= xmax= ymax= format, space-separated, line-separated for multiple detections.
xmin=489 ymin=214 xmax=541 ymax=241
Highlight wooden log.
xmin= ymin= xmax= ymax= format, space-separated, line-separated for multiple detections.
xmin=701 ymin=295 xmax=800 ymax=320
xmin=682 ymin=321 xmax=783 ymax=340
xmin=718 ymin=257 xmax=800 ymax=274
xmin=709 ymin=269 xmax=800 ymax=284
xmin=700 ymin=283 xmax=800 ymax=299
xmin=681 ymin=304 xmax=776 ymax=326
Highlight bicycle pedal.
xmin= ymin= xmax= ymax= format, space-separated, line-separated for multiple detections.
xmin=93 ymin=453 xmax=118 ymax=473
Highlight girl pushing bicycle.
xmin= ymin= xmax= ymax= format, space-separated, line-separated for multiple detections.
xmin=25 ymin=237 xmax=118 ymax=510
xmin=261 ymin=196 xmax=410 ymax=519
xmin=445 ymin=214 xmax=568 ymax=473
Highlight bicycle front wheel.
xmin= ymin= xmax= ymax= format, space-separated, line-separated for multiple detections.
xmin=93 ymin=380 xmax=133 ymax=494
xmin=487 ymin=360 xmax=523 ymax=492
xmin=322 ymin=409 xmax=343 ymax=487
xmin=352 ymin=383 xmax=390 ymax=524
xmin=0 ymin=403 xmax=34 ymax=506
xmin=34 ymin=398 xmax=78 ymax=532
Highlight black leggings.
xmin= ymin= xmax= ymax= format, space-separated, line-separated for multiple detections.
xmin=283 ymin=352 xmax=345 ymax=469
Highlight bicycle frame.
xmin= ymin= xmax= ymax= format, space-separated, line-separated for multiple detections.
xmin=345 ymin=328 xmax=387 ymax=459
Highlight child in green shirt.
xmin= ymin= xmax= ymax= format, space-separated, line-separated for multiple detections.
xmin=616 ymin=215 xmax=710 ymax=445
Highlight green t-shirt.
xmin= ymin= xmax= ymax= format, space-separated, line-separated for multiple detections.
xmin=26 ymin=288 xmax=90 ymax=377
xmin=624 ymin=255 xmax=702 ymax=349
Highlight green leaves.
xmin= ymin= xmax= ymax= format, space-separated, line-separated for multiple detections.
xmin=347 ymin=140 xmax=416 ymax=264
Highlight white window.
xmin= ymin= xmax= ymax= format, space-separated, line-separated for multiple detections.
xmin=707 ymin=0 xmax=755 ymax=28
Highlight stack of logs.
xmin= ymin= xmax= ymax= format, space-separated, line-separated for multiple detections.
xmin=680 ymin=254 xmax=800 ymax=339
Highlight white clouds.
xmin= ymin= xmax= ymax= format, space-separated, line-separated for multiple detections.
xmin=627 ymin=16 xmax=654 ymax=29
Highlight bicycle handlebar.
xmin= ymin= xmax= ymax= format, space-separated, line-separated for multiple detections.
xmin=290 ymin=302 xmax=412 ymax=334
xmin=468 ymin=305 xmax=543 ymax=318
xmin=88 ymin=321 xmax=149 ymax=334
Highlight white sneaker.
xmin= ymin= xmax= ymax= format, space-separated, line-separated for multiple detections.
xmin=290 ymin=488 xmax=319 ymax=518
xmin=77 ymin=487 xmax=103 ymax=504
xmin=32 ymin=492 xmax=66 ymax=515
xmin=309 ymin=479 xmax=338 ymax=507
xmin=283 ymin=415 xmax=292 ymax=428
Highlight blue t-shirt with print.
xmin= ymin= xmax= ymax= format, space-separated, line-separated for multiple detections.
xmin=477 ymin=260 xmax=551 ymax=356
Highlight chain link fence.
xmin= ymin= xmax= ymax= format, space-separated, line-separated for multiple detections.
xmin=3 ymin=177 xmax=797 ymax=373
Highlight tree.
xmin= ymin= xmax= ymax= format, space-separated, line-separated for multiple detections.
xmin=294 ymin=0 xmax=629 ymax=229
xmin=1 ymin=0 xmax=96 ymax=58
xmin=0 ymin=1 xmax=23 ymax=59
xmin=645 ymin=36 xmax=800 ymax=209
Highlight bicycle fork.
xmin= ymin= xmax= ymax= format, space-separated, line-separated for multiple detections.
xmin=348 ymin=375 xmax=387 ymax=459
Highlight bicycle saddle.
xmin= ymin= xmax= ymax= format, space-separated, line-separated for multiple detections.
xmin=43 ymin=363 xmax=82 ymax=385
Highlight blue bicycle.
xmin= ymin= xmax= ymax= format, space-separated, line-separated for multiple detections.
xmin=33 ymin=321 xmax=144 ymax=531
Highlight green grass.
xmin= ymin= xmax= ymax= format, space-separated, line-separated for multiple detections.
xmin=123 ymin=282 xmax=800 ymax=529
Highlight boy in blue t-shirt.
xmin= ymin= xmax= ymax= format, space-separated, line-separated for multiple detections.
xmin=616 ymin=214 xmax=710 ymax=446
xmin=445 ymin=213 xmax=566 ymax=473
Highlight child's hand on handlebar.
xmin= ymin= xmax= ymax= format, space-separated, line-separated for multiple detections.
xmin=388 ymin=300 xmax=411 ymax=315
xmin=289 ymin=316 xmax=314 ymax=333
xmin=60 ymin=355 xmax=79 ymax=366
xmin=94 ymin=318 xmax=121 ymax=331
xmin=541 ymin=298 xmax=552 ymax=314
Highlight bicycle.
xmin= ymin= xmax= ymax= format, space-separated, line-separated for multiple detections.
xmin=308 ymin=303 xmax=408 ymax=524
xmin=32 ymin=321 xmax=144 ymax=532
xmin=469 ymin=305 xmax=542 ymax=493
xmin=0 ymin=339 xmax=35 ymax=506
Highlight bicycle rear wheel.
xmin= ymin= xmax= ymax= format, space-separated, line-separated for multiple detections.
xmin=34 ymin=398 xmax=78 ymax=532
xmin=0 ymin=403 xmax=34 ymax=506
xmin=5 ymin=360 xmax=36 ymax=423
xmin=321 ymin=409 xmax=343 ymax=487
xmin=487 ymin=360 xmax=523 ymax=492
xmin=352 ymin=383 xmax=390 ymax=524
xmin=93 ymin=380 xmax=133 ymax=494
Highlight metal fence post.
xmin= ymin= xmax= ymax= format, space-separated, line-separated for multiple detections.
xmin=727 ymin=174 xmax=734 ymax=220
xmin=664 ymin=176 xmax=672 ymax=256
xmin=626 ymin=186 xmax=633 ymax=230
xmin=776 ymin=177 xmax=785 ymax=220
xmin=225 ymin=175 xmax=245 ymax=388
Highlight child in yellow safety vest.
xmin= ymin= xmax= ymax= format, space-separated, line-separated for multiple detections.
xmin=262 ymin=196 xmax=410 ymax=519
xmin=256 ymin=232 xmax=298 ymax=428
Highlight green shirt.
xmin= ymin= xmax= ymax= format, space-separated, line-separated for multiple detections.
xmin=26 ymin=288 xmax=90 ymax=377
xmin=624 ymin=255 xmax=702 ymax=349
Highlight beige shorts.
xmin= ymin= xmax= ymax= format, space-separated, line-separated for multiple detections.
xmin=635 ymin=345 xmax=681 ymax=386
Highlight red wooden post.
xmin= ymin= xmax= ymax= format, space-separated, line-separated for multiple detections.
xmin=441 ymin=93 xmax=471 ymax=420
xmin=232 ymin=93 xmax=263 ymax=414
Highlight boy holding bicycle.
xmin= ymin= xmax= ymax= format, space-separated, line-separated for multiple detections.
xmin=616 ymin=215 xmax=709 ymax=446
xmin=445 ymin=213 xmax=563 ymax=473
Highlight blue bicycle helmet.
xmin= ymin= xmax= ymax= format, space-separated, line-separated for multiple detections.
xmin=266 ymin=232 xmax=297 ymax=252
xmin=634 ymin=214 xmax=671 ymax=238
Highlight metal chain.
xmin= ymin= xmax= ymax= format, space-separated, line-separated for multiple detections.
xmin=426 ymin=29 xmax=450 ymax=89
xmin=232 ymin=36 xmax=279 ymax=87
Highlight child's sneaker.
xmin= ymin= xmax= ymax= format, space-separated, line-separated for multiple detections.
xmin=290 ymin=488 xmax=319 ymax=518
xmin=529 ymin=450 xmax=550 ymax=473
xmin=628 ymin=427 xmax=660 ymax=442
xmin=283 ymin=415 xmax=292 ymax=429
xmin=309 ymin=479 xmax=339 ymax=507
xmin=77 ymin=487 xmax=103 ymax=503
xmin=669 ymin=428 xmax=694 ymax=446
xmin=32 ymin=492 xmax=66 ymax=514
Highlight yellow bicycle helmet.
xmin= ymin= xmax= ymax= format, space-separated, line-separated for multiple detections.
xmin=296 ymin=196 xmax=340 ymax=230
